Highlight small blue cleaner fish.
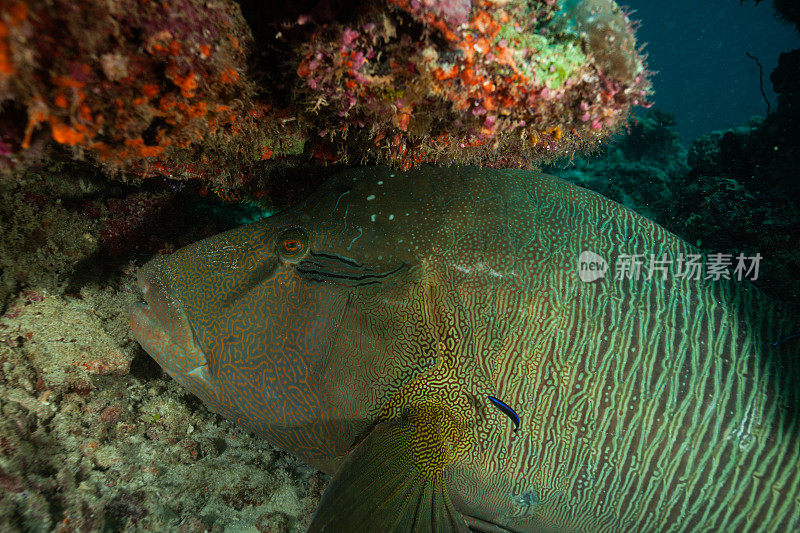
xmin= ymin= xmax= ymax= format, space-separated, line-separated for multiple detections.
xmin=488 ymin=396 xmax=520 ymax=432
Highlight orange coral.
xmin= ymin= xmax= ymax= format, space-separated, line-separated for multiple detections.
xmin=125 ymin=138 xmax=164 ymax=158
xmin=1 ymin=0 xmax=264 ymax=178
xmin=22 ymin=106 xmax=47 ymax=149
xmin=0 ymin=22 xmax=12 ymax=75
xmin=168 ymin=69 xmax=198 ymax=98
xmin=219 ymin=67 xmax=239 ymax=84
xmin=50 ymin=121 xmax=85 ymax=145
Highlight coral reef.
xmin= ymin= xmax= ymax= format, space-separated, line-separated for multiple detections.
xmin=0 ymin=164 xmax=98 ymax=312
xmin=0 ymin=165 xmax=328 ymax=531
xmin=1 ymin=2 xmax=796 ymax=530
xmin=0 ymin=0 xmax=283 ymax=187
xmin=773 ymin=0 xmax=800 ymax=29
xmin=293 ymin=0 xmax=650 ymax=169
xmin=0 ymin=291 xmax=325 ymax=531
xmin=1 ymin=0 xmax=651 ymax=186
xmin=661 ymin=118 xmax=800 ymax=302
xmin=657 ymin=11 xmax=799 ymax=302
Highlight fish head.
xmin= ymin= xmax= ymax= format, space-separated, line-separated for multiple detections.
xmin=130 ymin=168 xmax=447 ymax=470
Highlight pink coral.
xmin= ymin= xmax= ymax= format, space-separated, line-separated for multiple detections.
xmin=295 ymin=0 xmax=651 ymax=169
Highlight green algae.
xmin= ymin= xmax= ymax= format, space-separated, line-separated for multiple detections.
xmin=496 ymin=25 xmax=587 ymax=90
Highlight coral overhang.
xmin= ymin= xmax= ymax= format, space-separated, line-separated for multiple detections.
xmin=0 ymin=0 xmax=651 ymax=185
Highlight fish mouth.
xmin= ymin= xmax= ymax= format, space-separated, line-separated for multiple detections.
xmin=129 ymin=262 xmax=219 ymax=404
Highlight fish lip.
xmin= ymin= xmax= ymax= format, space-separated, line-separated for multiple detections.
xmin=130 ymin=266 xmax=222 ymax=413
xmin=130 ymin=266 xmax=210 ymax=376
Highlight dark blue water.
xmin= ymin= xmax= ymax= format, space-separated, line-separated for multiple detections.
xmin=623 ymin=0 xmax=799 ymax=141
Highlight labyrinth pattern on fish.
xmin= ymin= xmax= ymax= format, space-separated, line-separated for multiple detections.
xmin=133 ymin=166 xmax=800 ymax=531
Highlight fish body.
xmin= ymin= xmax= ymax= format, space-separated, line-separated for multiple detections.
xmin=131 ymin=166 xmax=799 ymax=531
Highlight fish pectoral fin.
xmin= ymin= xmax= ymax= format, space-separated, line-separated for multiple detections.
xmin=309 ymin=402 xmax=469 ymax=533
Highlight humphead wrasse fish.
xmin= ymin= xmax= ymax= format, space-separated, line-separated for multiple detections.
xmin=130 ymin=166 xmax=799 ymax=532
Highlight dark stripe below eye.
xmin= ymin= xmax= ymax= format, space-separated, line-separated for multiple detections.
xmin=294 ymin=252 xmax=406 ymax=287
xmin=308 ymin=251 xmax=365 ymax=269
xmin=302 ymin=250 xmax=374 ymax=274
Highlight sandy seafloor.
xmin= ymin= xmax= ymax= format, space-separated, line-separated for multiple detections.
xmin=1 ymin=110 xmax=798 ymax=532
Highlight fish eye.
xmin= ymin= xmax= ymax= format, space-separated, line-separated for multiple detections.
xmin=277 ymin=228 xmax=308 ymax=261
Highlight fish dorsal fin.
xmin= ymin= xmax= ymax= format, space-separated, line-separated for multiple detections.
xmin=308 ymin=401 xmax=469 ymax=532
